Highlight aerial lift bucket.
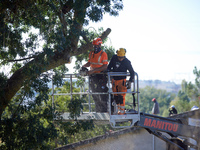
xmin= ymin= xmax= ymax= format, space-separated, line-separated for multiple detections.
xmin=52 ymin=72 xmax=140 ymax=128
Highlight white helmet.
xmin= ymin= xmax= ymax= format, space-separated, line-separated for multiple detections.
xmin=191 ymin=105 xmax=199 ymax=111
xmin=170 ymin=105 xmax=175 ymax=108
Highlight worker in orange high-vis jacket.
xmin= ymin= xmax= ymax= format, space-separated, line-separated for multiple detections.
xmin=82 ymin=38 xmax=108 ymax=112
xmin=107 ymin=48 xmax=134 ymax=115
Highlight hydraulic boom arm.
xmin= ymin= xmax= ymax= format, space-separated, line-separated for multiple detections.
xmin=135 ymin=113 xmax=200 ymax=150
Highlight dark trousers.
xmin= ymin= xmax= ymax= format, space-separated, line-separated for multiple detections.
xmin=89 ymin=74 xmax=108 ymax=112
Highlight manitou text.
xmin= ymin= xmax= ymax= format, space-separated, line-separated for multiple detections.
xmin=143 ymin=118 xmax=179 ymax=132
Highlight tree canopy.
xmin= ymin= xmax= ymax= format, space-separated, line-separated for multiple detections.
xmin=169 ymin=67 xmax=200 ymax=114
xmin=0 ymin=0 xmax=123 ymax=116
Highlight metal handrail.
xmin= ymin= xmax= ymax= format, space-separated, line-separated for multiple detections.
xmin=52 ymin=72 xmax=140 ymax=114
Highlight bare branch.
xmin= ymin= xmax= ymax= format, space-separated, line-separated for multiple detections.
xmin=4 ymin=56 xmax=35 ymax=63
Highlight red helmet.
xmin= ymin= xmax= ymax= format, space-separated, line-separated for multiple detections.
xmin=92 ymin=38 xmax=102 ymax=45
xmin=152 ymin=98 xmax=156 ymax=102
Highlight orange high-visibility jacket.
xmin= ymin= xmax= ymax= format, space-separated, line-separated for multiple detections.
xmin=88 ymin=50 xmax=108 ymax=73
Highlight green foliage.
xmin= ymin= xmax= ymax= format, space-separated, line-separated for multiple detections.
xmin=137 ymin=86 xmax=175 ymax=116
xmin=53 ymin=65 xmax=69 ymax=87
xmin=177 ymin=91 xmax=190 ymax=103
xmin=0 ymin=103 xmax=57 ymax=149
xmin=193 ymin=66 xmax=200 ymax=89
xmin=168 ymin=66 xmax=200 ymax=114
xmin=137 ymin=67 xmax=200 ymax=116
xmin=169 ymin=96 xmax=191 ymax=114
xmin=50 ymin=79 xmax=90 ymax=143
xmin=55 ymin=122 xmax=117 ymax=146
xmin=68 ymin=97 xmax=85 ymax=119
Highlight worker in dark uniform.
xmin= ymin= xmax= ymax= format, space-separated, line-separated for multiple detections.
xmin=107 ymin=48 xmax=134 ymax=115
xmin=169 ymin=105 xmax=178 ymax=116
xmin=152 ymin=98 xmax=160 ymax=115
xmin=82 ymin=38 xmax=108 ymax=112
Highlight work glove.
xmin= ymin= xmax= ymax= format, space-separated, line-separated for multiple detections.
xmin=126 ymin=81 xmax=132 ymax=89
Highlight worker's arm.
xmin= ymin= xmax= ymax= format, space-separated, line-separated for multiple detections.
xmin=87 ymin=64 xmax=107 ymax=75
xmin=82 ymin=62 xmax=90 ymax=68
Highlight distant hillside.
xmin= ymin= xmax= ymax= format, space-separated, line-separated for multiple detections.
xmin=139 ymin=80 xmax=181 ymax=93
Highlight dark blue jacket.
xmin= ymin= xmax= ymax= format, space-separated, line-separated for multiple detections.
xmin=107 ymin=55 xmax=134 ymax=81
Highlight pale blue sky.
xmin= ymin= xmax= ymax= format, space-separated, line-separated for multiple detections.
xmin=82 ymin=0 xmax=200 ymax=84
